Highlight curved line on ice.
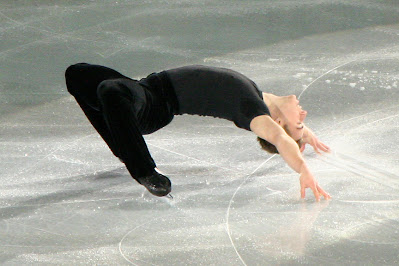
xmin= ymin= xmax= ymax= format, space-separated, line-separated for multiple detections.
xmin=298 ymin=60 xmax=356 ymax=99
xmin=119 ymin=213 xmax=176 ymax=265
xmin=225 ymin=155 xmax=276 ymax=266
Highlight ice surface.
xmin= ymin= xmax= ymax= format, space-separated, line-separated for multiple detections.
xmin=1 ymin=0 xmax=399 ymax=265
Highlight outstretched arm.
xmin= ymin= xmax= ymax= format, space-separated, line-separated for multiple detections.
xmin=250 ymin=115 xmax=331 ymax=201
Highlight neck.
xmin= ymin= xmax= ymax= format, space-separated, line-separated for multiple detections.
xmin=262 ymin=92 xmax=280 ymax=120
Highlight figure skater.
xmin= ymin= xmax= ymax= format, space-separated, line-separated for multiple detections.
xmin=65 ymin=63 xmax=331 ymax=201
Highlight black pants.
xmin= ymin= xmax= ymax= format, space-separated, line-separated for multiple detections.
xmin=65 ymin=63 xmax=175 ymax=180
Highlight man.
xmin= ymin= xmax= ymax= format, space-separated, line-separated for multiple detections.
xmin=65 ymin=63 xmax=331 ymax=201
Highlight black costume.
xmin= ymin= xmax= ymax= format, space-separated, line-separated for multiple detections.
xmin=64 ymin=63 xmax=270 ymax=196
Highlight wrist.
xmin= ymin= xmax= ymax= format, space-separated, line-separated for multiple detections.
xmin=299 ymin=163 xmax=310 ymax=174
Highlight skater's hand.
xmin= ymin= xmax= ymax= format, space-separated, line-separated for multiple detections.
xmin=299 ymin=169 xmax=331 ymax=201
xmin=300 ymin=126 xmax=330 ymax=154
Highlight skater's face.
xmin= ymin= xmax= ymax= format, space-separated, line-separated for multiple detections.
xmin=278 ymin=95 xmax=307 ymax=142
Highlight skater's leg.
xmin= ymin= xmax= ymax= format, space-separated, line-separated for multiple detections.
xmin=98 ymin=79 xmax=171 ymax=196
xmin=66 ymin=64 xmax=172 ymax=196
xmin=65 ymin=63 xmax=130 ymax=158
xmin=97 ymin=78 xmax=172 ymax=196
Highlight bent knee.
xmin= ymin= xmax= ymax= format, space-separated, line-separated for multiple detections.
xmin=65 ymin=63 xmax=89 ymax=94
xmin=65 ymin=63 xmax=89 ymax=80
xmin=97 ymin=79 xmax=128 ymax=100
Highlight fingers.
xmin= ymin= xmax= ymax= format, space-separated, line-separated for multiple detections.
xmin=311 ymin=140 xmax=321 ymax=154
xmin=300 ymin=182 xmax=319 ymax=201
xmin=317 ymin=184 xmax=331 ymax=200
xmin=300 ymin=183 xmax=331 ymax=201
xmin=304 ymin=131 xmax=330 ymax=154
xmin=320 ymin=142 xmax=331 ymax=152
xmin=316 ymin=140 xmax=330 ymax=152
xmin=310 ymin=185 xmax=321 ymax=202
xmin=312 ymin=139 xmax=331 ymax=154
xmin=300 ymin=143 xmax=306 ymax=153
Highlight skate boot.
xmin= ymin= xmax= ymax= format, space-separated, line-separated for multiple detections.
xmin=137 ymin=171 xmax=171 ymax=197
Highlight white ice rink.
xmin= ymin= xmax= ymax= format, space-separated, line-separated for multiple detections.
xmin=1 ymin=0 xmax=399 ymax=265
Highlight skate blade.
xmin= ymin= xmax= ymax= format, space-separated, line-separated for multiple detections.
xmin=165 ymin=193 xmax=174 ymax=199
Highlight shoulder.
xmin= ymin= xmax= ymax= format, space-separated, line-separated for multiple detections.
xmin=250 ymin=115 xmax=285 ymax=142
xmin=250 ymin=115 xmax=274 ymax=130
